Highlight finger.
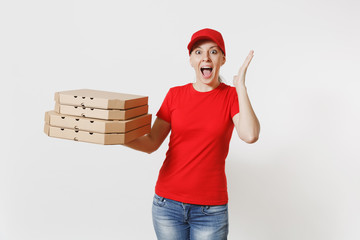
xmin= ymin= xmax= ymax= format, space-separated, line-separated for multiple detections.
xmin=245 ymin=52 xmax=254 ymax=67
xmin=238 ymin=50 xmax=254 ymax=74
xmin=239 ymin=51 xmax=254 ymax=71
xmin=245 ymin=50 xmax=254 ymax=65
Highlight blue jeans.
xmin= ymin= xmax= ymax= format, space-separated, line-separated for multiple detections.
xmin=152 ymin=194 xmax=229 ymax=240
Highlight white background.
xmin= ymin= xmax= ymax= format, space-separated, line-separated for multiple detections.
xmin=1 ymin=0 xmax=359 ymax=239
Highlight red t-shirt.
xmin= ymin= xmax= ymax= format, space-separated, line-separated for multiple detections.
xmin=155 ymin=82 xmax=239 ymax=205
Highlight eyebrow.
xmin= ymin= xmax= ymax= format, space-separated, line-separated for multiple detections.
xmin=194 ymin=45 xmax=219 ymax=50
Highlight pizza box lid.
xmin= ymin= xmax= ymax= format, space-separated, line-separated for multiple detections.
xmin=45 ymin=111 xmax=152 ymax=133
xmin=54 ymin=103 xmax=148 ymax=120
xmin=54 ymin=89 xmax=148 ymax=110
xmin=44 ymin=123 xmax=151 ymax=145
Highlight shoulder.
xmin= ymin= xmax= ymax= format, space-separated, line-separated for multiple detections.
xmin=221 ymin=82 xmax=236 ymax=90
xmin=167 ymin=83 xmax=192 ymax=96
xmin=169 ymin=83 xmax=192 ymax=91
xmin=219 ymin=82 xmax=237 ymax=96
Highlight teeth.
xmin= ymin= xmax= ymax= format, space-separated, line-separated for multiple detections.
xmin=201 ymin=67 xmax=213 ymax=75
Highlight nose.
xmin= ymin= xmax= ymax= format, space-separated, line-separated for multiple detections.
xmin=202 ymin=52 xmax=211 ymax=62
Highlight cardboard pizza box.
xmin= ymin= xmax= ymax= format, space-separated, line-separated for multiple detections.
xmin=54 ymin=103 xmax=148 ymax=120
xmin=44 ymin=123 xmax=151 ymax=145
xmin=45 ymin=111 xmax=152 ymax=133
xmin=54 ymin=89 xmax=148 ymax=110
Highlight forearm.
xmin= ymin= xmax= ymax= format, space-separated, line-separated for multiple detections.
xmin=235 ymin=84 xmax=260 ymax=142
xmin=124 ymin=134 xmax=156 ymax=154
xmin=123 ymin=117 xmax=171 ymax=154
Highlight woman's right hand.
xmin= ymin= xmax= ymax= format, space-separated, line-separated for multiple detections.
xmin=124 ymin=117 xmax=171 ymax=154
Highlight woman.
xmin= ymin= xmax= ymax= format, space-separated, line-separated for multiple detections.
xmin=125 ymin=28 xmax=260 ymax=240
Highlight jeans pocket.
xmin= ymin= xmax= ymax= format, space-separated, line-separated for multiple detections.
xmin=153 ymin=194 xmax=166 ymax=207
xmin=201 ymin=204 xmax=228 ymax=216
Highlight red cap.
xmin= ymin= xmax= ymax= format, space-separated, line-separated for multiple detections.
xmin=187 ymin=28 xmax=225 ymax=56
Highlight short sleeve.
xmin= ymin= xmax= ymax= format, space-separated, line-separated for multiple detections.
xmin=230 ymin=88 xmax=240 ymax=118
xmin=156 ymin=88 xmax=172 ymax=123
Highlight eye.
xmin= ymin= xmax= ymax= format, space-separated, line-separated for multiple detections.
xmin=210 ymin=49 xmax=218 ymax=54
xmin=195 ymin=50 xmax=201 ymax=54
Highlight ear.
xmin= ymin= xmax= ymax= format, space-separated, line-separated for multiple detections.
xmin=221 ymin=55 xmax=226 ymax=66
xmin=189 ymin=56 xmax=195 ymax=68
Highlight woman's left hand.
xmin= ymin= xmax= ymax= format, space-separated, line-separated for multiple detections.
xmin=233 ymin=50 xmax=254 ymax=88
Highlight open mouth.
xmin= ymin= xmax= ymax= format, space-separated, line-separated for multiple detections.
xmin=200 ymin=67 xmax=213 ymax=78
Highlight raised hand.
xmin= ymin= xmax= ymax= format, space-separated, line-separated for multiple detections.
xmin=233 ymin=50 xmax=254 ymax=88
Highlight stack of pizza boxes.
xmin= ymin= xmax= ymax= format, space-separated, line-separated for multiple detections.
xmin=44 ymin=89 xmax=152 ymax=145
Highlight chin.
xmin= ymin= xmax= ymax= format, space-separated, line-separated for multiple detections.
xmin=201 ymin=75 xmax=218 ymax=85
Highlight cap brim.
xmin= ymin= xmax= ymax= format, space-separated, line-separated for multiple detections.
xmin=187 ymin=36 xmax=215 ymax=54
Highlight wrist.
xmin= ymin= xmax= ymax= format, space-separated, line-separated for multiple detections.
xmin=235 ymin=83 xmax=247 ymax=91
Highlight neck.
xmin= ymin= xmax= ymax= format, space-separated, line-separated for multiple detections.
xmin=193 ymin=79 xmax=220 ymax=92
